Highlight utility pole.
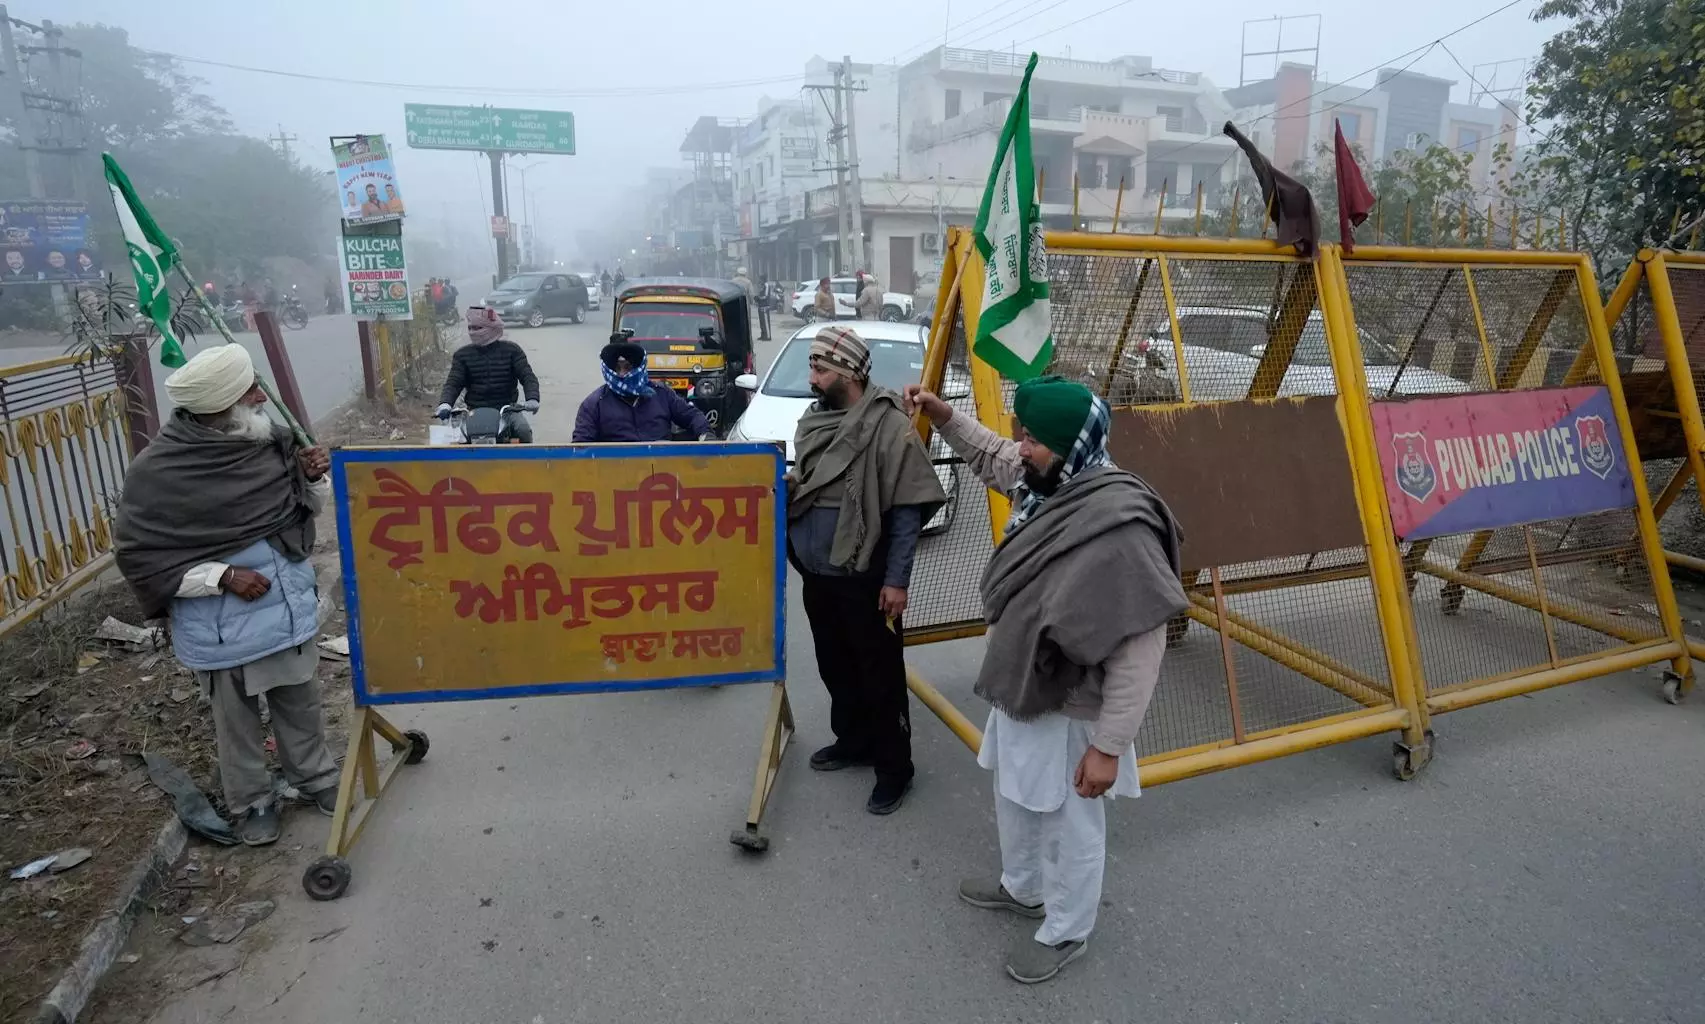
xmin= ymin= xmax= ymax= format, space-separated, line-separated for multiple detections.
xmin=843 ymin=55 xmax=866 ymax=275
xmin=488 ymin=151 xmax=510 ymax=282
xmin=0 ymin=5 xmax=46 ymax=198
xmin=830 ymin=64 xmax=851 ymax=275
xmin=268 ymin=125 xmax=298 ymax=164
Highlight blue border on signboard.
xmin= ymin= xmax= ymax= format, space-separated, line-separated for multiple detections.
xmin=331 ymin=442 xmax=788 ymax=706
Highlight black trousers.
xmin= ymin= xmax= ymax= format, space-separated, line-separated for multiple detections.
xmin=799 ymin=571 xmax=912 ymax=783
xmin=757 ymin=302 xmax=772 ymax=340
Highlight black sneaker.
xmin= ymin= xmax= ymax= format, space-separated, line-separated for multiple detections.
xmin=809 ymin=743 xmax=871 ymax=772
xmin=866 ymin=776 xmax=911 ymax=815
xmin=309 ymin=787 xmax=339 ymax=817
xmin=239 ymin=804 xmax=281 ymax=846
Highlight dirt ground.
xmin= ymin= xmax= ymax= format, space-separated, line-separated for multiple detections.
xmin=0 ymin=393 xmax=439 ymax=1024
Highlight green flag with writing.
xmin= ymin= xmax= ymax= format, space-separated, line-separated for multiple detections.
xmin=102 ymin=153 xmax=185 ymax=368
xmin=972 ymin=52 xmax=1052 ymax=381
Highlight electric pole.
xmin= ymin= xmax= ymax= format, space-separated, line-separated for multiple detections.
xmin=0 ymin=5 xmax=47 ymax=198
xmin=831 ymin=64 xmax=851 ymax=275
xmin=843 ymin=55 xmax=866 ymax=275
xmin=489 ymin=151 xmax=510 ymax=282
xmin=268 ymin=125 xmax=298 ymax=164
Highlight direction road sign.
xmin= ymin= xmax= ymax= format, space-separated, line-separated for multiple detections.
xmin=403 ymin=104 xmax=576 ymax=154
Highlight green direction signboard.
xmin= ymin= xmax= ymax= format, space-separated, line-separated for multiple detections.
xmin=403 ymin=104 xmax=576 ymax=154
xmin=342 ymin=229 xmax=412 ymax=320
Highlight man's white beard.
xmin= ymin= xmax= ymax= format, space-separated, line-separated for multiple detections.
xmin=222 ymin=403 xmax=275 ymax=442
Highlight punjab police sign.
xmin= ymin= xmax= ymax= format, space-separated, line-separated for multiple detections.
xmin=333 ymin=444 xmax=786 ymax=703
xmin=341 ymin=230 xmax=411 ymax=320
xmin=1372 ymin=386 xmax=1635 ymax=541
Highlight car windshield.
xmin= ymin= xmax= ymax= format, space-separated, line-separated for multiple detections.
xmin=494 ymin=274 xmax=547 ymax=292
xmin=619 ymin=302 xmax=718 ymax=343
xmin=763 ymin=334 xmax=924 ymax=398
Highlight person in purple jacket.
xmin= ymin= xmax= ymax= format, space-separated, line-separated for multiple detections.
xmin=573 ymin=339 xmax=711 ymax=443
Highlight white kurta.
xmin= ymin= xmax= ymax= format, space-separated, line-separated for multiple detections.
xmin=978 ymin=707 xmax=1141 ymax=945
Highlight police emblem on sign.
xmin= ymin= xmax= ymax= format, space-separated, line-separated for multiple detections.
xmin=1390 ymin=432 xmax=1437 ymax=503
xmin=1575 ymin=414 xmax=1616 ymax=480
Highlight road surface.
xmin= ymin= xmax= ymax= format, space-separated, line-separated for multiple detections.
xmin=90 ymin=315 xmax=1705 ymax=1024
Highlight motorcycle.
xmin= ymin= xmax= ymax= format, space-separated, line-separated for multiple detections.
xmin=433 ymin=405 xmax=529 ymax=445
xmin=434 ymin=304 xmax=462 ymax=327
xmin=281 ymin=295 xmax=310 ymax=330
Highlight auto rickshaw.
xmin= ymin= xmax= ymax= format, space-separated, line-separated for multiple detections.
xmin=611 ymin=278 xmax=753 ymax=436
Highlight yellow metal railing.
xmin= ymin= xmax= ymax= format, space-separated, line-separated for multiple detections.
xmin=0 ymin=350 xmax=134 ymax=635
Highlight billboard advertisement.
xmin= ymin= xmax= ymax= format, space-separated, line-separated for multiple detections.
xmin=334 ymin=135 xmax=405 ymax=225
xmin=341 ymin=227 xmax=412 ymax=320
xmin=0 ymin=200 xmax=103 ymax=285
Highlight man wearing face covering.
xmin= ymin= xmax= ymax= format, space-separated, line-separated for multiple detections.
xmin=904 ymin=375 xmax=1186 ymax=985
xmin=573 ymin=338 xmax=710 ymax=442
xmin=788 ymin=326 xmax=945 ymax=815
xmin=437 ymin=306 xmax=540 ymax=441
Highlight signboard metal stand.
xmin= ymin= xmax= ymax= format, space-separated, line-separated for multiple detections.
xmin=303 ymin=708 xmax=425 ymax=901
xmin=732 ymin=682 xmax=794 ymax=851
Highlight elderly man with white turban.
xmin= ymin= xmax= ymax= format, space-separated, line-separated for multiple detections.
xmin=115 ymin=344 xmax=339 ymax=847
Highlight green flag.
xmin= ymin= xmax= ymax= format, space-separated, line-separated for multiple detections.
xmin=102 ymin=153 xmax=186 ymax=368
xmin=972 ymin=52 xmax=1052 ymax=381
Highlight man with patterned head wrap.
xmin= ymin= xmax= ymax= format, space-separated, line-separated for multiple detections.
xmin=115 ymin=344 xmax=338 ymax=847
xmin=905 ymin=374 xmax=1187 ymax=984
xmin=437 ymin=306 xmax=541 ymax=441
xmin=573 ymin=338 xmax=710 ymax=442
xmin=789 ymin=325 xmax=945 ymax=816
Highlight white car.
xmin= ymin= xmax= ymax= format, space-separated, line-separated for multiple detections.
xmin=790 ymin=278 xmax=915 ymax=322
xmin=575 ymin=272 xmax=602 ymax=310
xmin=1103 ymin=306 xmax=1469 ymax=404
xmin=727 ymin=320 xmax=967 ymax=533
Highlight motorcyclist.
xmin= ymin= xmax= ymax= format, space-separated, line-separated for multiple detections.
xmin=436 ymin=306 xmax=541 ymax=442
xmin=573 ymin=338 xmax=709 ymax=442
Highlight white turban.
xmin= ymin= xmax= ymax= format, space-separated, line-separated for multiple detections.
xmin=164 ymin=344 xmax=256 ymax=414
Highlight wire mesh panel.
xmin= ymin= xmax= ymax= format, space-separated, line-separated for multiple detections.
xmin=904 ymin=306 xmax=992 ymax=637
xmin=944 ymin=239 xmax=1411 ymax=765
xmin=1344 ymin=254 xmax=1676 ymax=697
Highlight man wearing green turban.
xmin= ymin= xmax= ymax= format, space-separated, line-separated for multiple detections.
xmin=906 ymin=375 xmax=1187 ymax=984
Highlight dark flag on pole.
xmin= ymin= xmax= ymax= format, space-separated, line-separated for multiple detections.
xmin=1222 ymin=121 xmax=1318 ymax=257
xmin=1333 ymin=119 xmax=1376 ymax=253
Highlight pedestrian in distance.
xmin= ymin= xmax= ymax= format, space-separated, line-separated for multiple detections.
xmin=788 ymin=326 xmax=945 ymax=815
xmin=813 ymin=276 xmax=837 ymax=320
xmin=904 ymin=375 xmax=1187 ymax=985
xmin=436 ymin=307 xmax=541 ymax=442
xmin=114 ymin=345 xmax=341 ymax=846
xmin=755 ymin=275 xmax=774 ymax=340
xmin=573 ymin=337 xmax=710 ymax=442
xmin=855 ymin=274 xmax=883 ymax=320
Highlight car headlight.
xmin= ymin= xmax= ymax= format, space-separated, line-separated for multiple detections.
xmin=512 ymin=298 xmax=528 ymax=307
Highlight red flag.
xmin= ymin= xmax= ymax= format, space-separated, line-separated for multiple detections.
xmin=1333 ymin=119 xmax=1375 ymax=253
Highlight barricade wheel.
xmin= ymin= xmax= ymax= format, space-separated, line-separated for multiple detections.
xmin=404 ymin=729 xmax=430 ymax=764
xmin=303 ymin=856 xmax=352 ymax=901
xmin=1662 ymin=673 xmax=1686 ymax=705
xmin=1391 ymin=730 xmax=1435 ymax=782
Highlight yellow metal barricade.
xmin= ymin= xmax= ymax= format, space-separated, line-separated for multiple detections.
xmin=904 ymin=229 xmax=1691 ymax=784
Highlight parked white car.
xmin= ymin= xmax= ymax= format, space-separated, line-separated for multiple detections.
xmin=790 ymin=278 xmax=915 ymax=322
xmin=727 ymin=320 xmax=967 ymax=533
xmin=574 ymin=272 xmax=602 ymax=310
xmin=1104 ymin=306 xmax=1469 ymax=403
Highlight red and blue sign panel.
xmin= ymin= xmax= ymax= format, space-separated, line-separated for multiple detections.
xmin=1371 ymin=386 xmax=1634 ymax=541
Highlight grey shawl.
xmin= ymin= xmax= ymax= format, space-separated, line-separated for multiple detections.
xmin=789 ymin=385 xmax=946 ymax=573
xmin=115 ymin=409 xmax=316 ymax=619
xmin=976 ymin=466 xmax=1187 ymax=719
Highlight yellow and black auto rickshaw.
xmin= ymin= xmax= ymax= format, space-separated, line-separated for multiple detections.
xmin=611 ymin=278 xmax=753 ymax=436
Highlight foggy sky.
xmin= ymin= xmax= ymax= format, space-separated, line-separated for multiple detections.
xmin=20 ymin=0 xmax=1558 ymax=263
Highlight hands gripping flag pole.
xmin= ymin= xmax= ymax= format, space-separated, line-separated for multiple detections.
xmin=101 ymin=153 xmax=313 ymax=445
xmin=972 ymin=52 xmax=1053 ymax=382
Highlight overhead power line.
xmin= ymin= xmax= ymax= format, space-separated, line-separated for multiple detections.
xmin=134 ymin=47 xmax=803 ymax=98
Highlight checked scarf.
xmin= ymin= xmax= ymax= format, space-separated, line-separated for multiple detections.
xmin=602 ymin=361 xmax=654 ymax=398
xmin=1006 ymin=391 xmax=1113 ymax=533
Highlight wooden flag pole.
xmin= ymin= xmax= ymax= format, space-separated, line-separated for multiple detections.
xmin=172 ymin=263 xmax=315 ymax=446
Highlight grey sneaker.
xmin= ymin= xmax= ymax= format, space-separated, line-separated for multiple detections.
xmin=1006 ymin=937 xmax=1088 ymax=984
xmin=958 ymin=878 xmax=1045 ymax=918
xmin=309 ymin=786 xmax=339 ymax=817
xmin=239 ymin=804 xmax=281 ymax=846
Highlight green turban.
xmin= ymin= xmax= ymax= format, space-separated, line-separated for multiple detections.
xmin=1013 ymin=375 xmax=1093 ymax=456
